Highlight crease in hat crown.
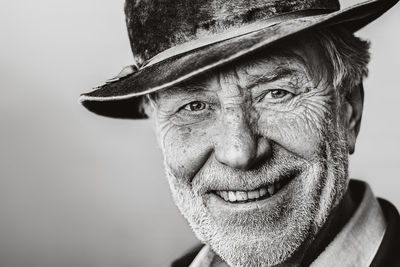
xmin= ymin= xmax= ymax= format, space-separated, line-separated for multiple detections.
xmin=125 ymin=0 xmax=340 ymax=67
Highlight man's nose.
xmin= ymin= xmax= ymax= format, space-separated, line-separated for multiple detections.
xmin=214 ymin=110 xmax=271 ymax=170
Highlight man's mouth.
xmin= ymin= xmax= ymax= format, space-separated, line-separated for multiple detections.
xmin=212 ymin=170 xmax=297 ymax=203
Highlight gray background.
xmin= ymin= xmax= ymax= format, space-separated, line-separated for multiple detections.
xmin=0 ymin=0 xmax=398 ymax=266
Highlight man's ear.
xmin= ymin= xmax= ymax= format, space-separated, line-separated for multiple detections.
xmin=343 ymin=83 xmax=364 ymax=154
xmin=142 ymin=94 xmax=165 ymax=149
xmin=140 ymin=95 xmax=155 ymax=118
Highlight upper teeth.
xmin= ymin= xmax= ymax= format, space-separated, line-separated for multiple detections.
xmin=216 ymin=182 xmax=282 ymax=203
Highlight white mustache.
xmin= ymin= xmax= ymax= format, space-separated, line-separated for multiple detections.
xmin=192 ymin=150 xmax=308 ymax=194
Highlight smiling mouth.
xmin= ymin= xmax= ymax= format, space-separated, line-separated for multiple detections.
xmin=212 ymin=170 xmax=298 ymax=203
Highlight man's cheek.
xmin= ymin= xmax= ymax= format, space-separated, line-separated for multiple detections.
xmin=162 ymin=125 xmax=213 ymax=182
xmin=257 ymin=112 xmax=326 ymax=159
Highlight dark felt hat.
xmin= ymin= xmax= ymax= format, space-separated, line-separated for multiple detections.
xmin=80 ymin=0 xmax=398 ymax=119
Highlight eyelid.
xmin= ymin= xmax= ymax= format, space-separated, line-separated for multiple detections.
xmin=254 ymin=88 xmax=295 ymax=103
xmin=182 ymin=101 xmax=207 ymax=111
xmin=178 ymin=100 xmax=214 ymax=113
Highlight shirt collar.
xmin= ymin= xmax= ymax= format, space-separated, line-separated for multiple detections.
xmin=310 ymin=181 xmax=386 ymax=266
xmin=190 ymin=181 xmax=387 ymax=267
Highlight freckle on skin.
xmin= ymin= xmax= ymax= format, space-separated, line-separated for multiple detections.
xmin=181 ymin=132 xmax=191 ymax=140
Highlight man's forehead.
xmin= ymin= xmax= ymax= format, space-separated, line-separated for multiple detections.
xmin=154 ymin=46 xmax=319 ymax=98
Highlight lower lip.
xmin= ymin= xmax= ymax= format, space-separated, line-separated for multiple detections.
xmin=206 ymin=175 xmax=298 ymax=213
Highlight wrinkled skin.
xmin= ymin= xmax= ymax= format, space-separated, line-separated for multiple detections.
xmin=147 ymin=38 xmax=363 ymax=266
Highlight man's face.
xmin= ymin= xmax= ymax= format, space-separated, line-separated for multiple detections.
xmin=149 ymin=39 xmax=354 ymax=266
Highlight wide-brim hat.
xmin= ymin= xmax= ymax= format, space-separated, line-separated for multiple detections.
xmin=80 ymin=0 xmax=398 ymax=119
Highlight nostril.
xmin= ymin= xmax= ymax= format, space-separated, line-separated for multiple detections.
xmin=256 ymin=137 xmax=272 ymax=159
xmin=247 ymin=138 xmax=273 ymax=170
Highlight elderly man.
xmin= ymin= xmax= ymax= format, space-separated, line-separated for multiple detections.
xmin=80 ymin=0 xmax=399 ymax=266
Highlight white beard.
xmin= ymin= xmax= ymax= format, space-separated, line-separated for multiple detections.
xmin=162 ymin=117 xmax=350 ymax=267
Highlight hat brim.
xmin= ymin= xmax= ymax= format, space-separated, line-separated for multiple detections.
xmin=80 ymin=0 xmax=398 ymax=119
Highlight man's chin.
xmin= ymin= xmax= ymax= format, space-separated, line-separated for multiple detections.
xmin=193 ymin=175 xmax=317 ymax=266
xmin=204 ymin=220 xmax=312 ymax=267
xmin=168 ymin=168 xmax=320 ymax=266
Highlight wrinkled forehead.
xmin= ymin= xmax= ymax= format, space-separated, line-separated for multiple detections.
xmin=153 ymin=36 xmax=329 ymax=98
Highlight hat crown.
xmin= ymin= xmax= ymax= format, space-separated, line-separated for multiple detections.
xmin=125 ymin=0 xmax=340 ymax=66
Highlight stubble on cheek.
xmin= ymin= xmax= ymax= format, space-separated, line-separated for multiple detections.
xmin=311 ymin=114 xmax=350 ymax=228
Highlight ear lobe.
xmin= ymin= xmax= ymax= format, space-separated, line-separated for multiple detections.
xmin=344 ymin=84 xmax=364 ymax=154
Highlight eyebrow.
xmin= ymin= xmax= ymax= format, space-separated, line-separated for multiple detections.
xmin=244 ymin=68 xmax=298 ymax=91
xmin=171 ymin=77 xmax=211 ymax=92
xmin=163 ymin=64 xmax=300 ymax=98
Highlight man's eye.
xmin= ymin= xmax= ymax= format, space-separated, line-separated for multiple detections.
xmin=182 ymin=101 xmax=208 ymax=112
xmin=269 ymin=89 xmax=290 ymax=99
xmin=257 ymin=89 xmax=294 ymax=102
